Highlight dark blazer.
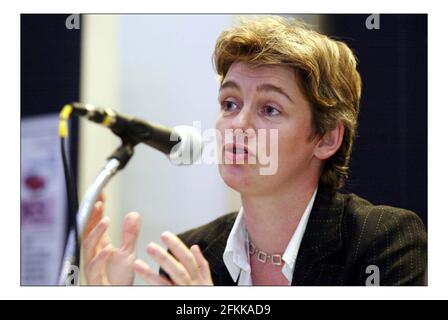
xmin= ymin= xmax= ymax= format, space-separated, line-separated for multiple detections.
xmin=176 ymin=186 xmax=427 ymax=286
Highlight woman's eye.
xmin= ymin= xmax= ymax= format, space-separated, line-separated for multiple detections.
xmin=263 ymin=105 xmax=281 ymax=116
xmin=222 ymin=100 xmax=238 ymax=112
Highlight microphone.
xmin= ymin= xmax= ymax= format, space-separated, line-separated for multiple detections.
xmin=70 ymin=102 xmax=203 ymax=165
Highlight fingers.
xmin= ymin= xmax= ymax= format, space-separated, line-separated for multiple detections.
xmin=120 ymin=212 xmax=141 ymax=254
xmin=83 ymin=192 xmax=106 ymax=239
xmin=83 ymin=201 xmax=104 ymax=240
xmin=190 ymin=245 xmax=212 ymax=283
xmin=134 ymin=259 xmax=172 ymax=285
xmin=99 ymin=233 xmax=111 ymax=250
xmin=146 ymin=242 xmax=191 ymax=285
xmin=145 ymin=232 xmax=213 ymax=285
xmin=98 ymin=191 xmax=106 ymax=203
xmin=160 ymin=232 xmax=199 ymax=280
xmin=85 ymin=245 xmax=113 ymax=285
xmin=83 ymin=216 xmax=110 ymax=263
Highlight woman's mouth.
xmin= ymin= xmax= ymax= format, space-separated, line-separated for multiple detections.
xmin=223 ymin=143 xmax=253 ymax=163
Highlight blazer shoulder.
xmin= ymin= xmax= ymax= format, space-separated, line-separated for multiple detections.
xmin=343 ymin=192 xmax=426 ymax=237
xmin=341 ymin=193 xmax=427 ymax=285
xmin=177 ymin=211 xmax=238 ymax=249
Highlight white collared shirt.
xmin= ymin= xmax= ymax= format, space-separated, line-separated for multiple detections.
xmin=223 ymin=187 xmax=318 ymax=285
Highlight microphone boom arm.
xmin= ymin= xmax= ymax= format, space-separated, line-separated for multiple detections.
xmin=58 ymin=143 xmax=135 ymax=285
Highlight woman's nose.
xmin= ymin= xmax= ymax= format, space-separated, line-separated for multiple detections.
xmin=232 ymin=105 xmax=255 ymax=131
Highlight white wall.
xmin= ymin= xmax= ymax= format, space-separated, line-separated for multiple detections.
xmin=80 ymin=15 xmax=240 ymax=284
xmin=80 ymin=15 xmax=123 ymax=244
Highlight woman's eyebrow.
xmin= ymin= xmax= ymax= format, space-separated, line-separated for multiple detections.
xmin=220 ymin=80 xmax=293 ymax=103
xmin=256 ymin=83 xmax=294 ymax=103
xmin=219 ymin=80 xmax=240 ymax=92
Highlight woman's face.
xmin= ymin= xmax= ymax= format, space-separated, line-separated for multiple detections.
xmin=216 ymin=61 xmax=321 ymax=196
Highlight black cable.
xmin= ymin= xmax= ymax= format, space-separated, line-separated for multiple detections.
xmin=60 ymin=135 xmax=80 ymax=271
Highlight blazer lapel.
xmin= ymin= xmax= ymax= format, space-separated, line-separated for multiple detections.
xmin=292 ymin=186 xmax=345 ymax=286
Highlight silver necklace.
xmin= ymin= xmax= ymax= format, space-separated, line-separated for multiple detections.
xmin=248 ymin=240 xmax=283 ymax=266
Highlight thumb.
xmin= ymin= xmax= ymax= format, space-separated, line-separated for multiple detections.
xmin=121 ymin=212 xmax=141 ymax=254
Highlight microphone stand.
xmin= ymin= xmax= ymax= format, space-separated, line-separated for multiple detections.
xmin=58 ymin=142 xmax=135 ymax=285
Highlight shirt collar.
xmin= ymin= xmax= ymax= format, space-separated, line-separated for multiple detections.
xmin=223 ymin=207 xmax=249 ymax=283
xmin=222 ymin=186 xmax=318 ymax=284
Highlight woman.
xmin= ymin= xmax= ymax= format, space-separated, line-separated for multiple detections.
xmin=81 ymin=16 xmax=427 ymax=286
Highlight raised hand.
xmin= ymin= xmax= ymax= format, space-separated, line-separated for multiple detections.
xmin=82 ymin=193 xmax=141 ymax=285
xmin=134 ymin=231 xmax=213 ymax=285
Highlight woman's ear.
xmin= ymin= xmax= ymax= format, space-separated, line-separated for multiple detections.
xmin=313 ymin=120 xmax=345 ymax=160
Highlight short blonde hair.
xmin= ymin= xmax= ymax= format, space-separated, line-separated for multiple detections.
xmin=214 ymin=16 xmax=362 ymax=190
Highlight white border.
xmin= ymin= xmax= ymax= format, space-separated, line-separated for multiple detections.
xmin=3 ymin=0 xmax=447 ymax=300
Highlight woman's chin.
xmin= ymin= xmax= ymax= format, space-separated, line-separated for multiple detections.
xmin=218 ymin=163 xmax=256 ymax=192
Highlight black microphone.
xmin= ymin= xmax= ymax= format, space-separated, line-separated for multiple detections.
xmin=70 ymin=102 xmax=203 ymax=165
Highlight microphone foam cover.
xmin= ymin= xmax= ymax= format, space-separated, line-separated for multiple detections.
xmin=168 ymin=125 xmax=203 ymax=165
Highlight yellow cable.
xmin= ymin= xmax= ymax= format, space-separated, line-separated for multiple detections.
xmin=59 ymin=104 xmax=73 ymax=138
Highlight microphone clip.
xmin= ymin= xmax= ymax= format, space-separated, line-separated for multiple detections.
xmin=107 ymin=142 xmax=135 ymax=170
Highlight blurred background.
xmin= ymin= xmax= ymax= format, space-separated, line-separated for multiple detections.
xmin=20 ymin=14 xmax=427 ymax=285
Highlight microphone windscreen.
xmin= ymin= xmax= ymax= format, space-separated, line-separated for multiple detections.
xmin=168 ymin=126 xmax=203 ymax=165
